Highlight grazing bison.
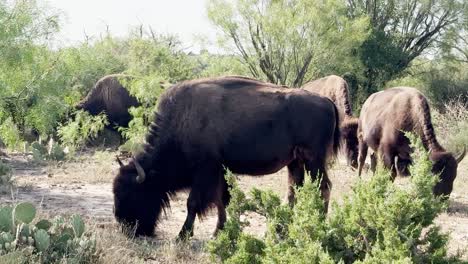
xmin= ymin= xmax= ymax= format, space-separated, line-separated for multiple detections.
xmin=113 ymin=76 xmax=340 ymax=238
xmin=76 ymin=74 xmax=140 ymax=128
xmin=302 ymin=75 xmax=359 ymax=168
xmin=357 ymin=87 xmax=466 ymax=196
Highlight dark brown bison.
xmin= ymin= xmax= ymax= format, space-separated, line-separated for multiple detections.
xmin=76 ymin=74 xmax=140 ymax=128
xmin=357 ymin=87 xmax=466 ymax=196
xmin=113 ymin=76 xmax=340 ymax=238
xmin=302 ymin=75 xmax=359 ymax=168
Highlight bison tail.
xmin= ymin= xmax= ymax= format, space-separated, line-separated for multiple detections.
xmin=419 ymin=95 xmax=444 ymax=152
xmin=331 ymin=102 xmax=341 ymax=159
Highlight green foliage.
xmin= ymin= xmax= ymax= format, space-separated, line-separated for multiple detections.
xmin=209 ymin=137 xmax=460 ymax=263
xmin=117 ymin=74 xmax=167 ymax=152
xmin=0 ymin=118 xmax=25 ymax=150
xmin=30 ymin=140 xmax=66 ymax=162
xmin=389 ymin=58 xmax=468 ymax=108
xmin=124 ymin=32 xmax=196 ymax=83
xmin=207 ymin=0 xmax=369 ymax=86
xmin=207 ymin=170 xmax=264 ymax=263
xmin=118 ymin=106 xmax=151 ymax=153
xmin=0 ymin=0 xmax=67 ymax=145
xmin=56 ymin=36 xmax=127 ymax=103
xmin=0 ymin=202 xmax=96 ymax=263
xmin=347 ymin=0 xmax=462 ymax=101
xmin=31 ymin=141 xmax=47 ymax=162
xmin=421 ymin=61 xmax=468 ymax=107
xmin=117 ymin=32 xmax=198 ymax=151
xmin=58 ymin=110 xmax=108 ymax=150
xmin=195 ymin=51 xmax=250 ymax=78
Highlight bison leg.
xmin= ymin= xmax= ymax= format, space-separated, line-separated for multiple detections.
xmin=370 ymin=152 xmax=377 ymax=173
xmin=177 ymin=163 xmax=224 ymax=241
xmin=381 ymin=149 xmax=397 ymax=181
xmin=305 ymin=159 xmax=331 ymax=213
xmin=287 ymin=158 xmax=305 ymax=206
xmin=358 ymin=140 xmax=368 ymax=177
xmin=177 ymin=190 xmax=198 ymax=241
xmin=213 ymin=179 xmax=230 ymax=237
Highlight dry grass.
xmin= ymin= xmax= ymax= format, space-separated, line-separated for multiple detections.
xmin=433 ymin=99 xmax=468 ymax=153
xmin=91 ymin=224 xmax=211 ymax=264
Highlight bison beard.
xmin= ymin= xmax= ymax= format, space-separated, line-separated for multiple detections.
xmin=113 ymin=76 xmax=340 ymax=238
xmin=357 ymin=87 xmax=466 ymax=197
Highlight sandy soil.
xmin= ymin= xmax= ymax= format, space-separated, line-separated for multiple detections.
xmin=1 ymin=150 xmax=467 ymax=260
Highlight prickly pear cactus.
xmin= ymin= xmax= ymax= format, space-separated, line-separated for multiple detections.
xmin=35 ymin=220 xmax=52 ymax=231
xmin=34 ymin=229 xmax=50 ymax=252
xmin=48 ymin=143 xmax=66 ymax=161
xmin=0 ymin=206 xmax=13 ymax=232
xmin=14 ymin=202 xmax=36 ymax=224
xmin=31 ymin=141 xmax=48 ymax=162
xmin=0 ymin=202 xmax=96 ymax=262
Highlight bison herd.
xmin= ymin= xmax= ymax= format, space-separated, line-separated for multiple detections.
xmin=77 ymin=74 xmax=465 ymax=239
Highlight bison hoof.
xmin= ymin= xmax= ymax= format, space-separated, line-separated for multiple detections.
xmin=176 ymin=229 xmax=194 ymax=242
xmin=211 ymin=228 xmax=223 ymax=239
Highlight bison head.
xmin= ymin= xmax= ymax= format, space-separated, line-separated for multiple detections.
xmin=341 ymin=118 xmax=359 ymax=169
xmin=113 ymin=158 xmax=163 ymax=236
xmin=431 ymin=147 xmax=466 ymax=197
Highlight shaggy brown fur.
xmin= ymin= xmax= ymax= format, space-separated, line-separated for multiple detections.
xmin=357 ymin=87 xmax=466 ymax=196
xmin=302 ymin=75 xmax=359 ymax=168
xmin=76 ymin=74 xmax=140 ymax=128
xmin=113 ymin=76 xmax=340 ymax=238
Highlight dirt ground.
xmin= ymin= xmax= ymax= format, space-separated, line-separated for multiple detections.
xmin=1 ymin=149 xmax=467 ymax=261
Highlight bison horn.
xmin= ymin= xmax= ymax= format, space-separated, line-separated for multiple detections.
xmin=456 ymin=146 xmax=466 ymax=164
xmin=115 ymin=156 xmax=124 ymax=167
xmin=134 ymin=158 xmax=146 ymax=183
xmin=394 ymin=156 xmax=400 ymax=175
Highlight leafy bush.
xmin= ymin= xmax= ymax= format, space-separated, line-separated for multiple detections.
xmin=0 ymin=202 xmax=96 ymax=263
xmin=118 ymin=106 xmax=152 ymax=154
xmin=30 ymin=140 xmax=66 ymax=163
xmin=209 ymin=137 xmax=462 ymax=263
xmin=57 ymin=110 xmax=108 ymax=150
xmin=0 ymin=118 xmax=25 ymax=150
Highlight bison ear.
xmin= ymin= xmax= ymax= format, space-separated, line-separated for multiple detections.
xmin=456 ymin=146 xmax=466 ymax=164
xmin=115 ymin=156 xmax=124 ymax=167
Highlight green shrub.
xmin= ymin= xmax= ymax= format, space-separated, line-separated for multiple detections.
xmin=0 ymin=202 xmax=96 ymax=263
xmin=0 ymin=118 xmax=25 ymax=151
xmin=118 ymin=106 xmax=151 ymax=154
xmin=209 ymin=137 xmax=462 ymax=263
xmin=117 ymin=74 xmax=165 ymax=153
xmin=57 ymin=110 xmax=108 ymax=150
